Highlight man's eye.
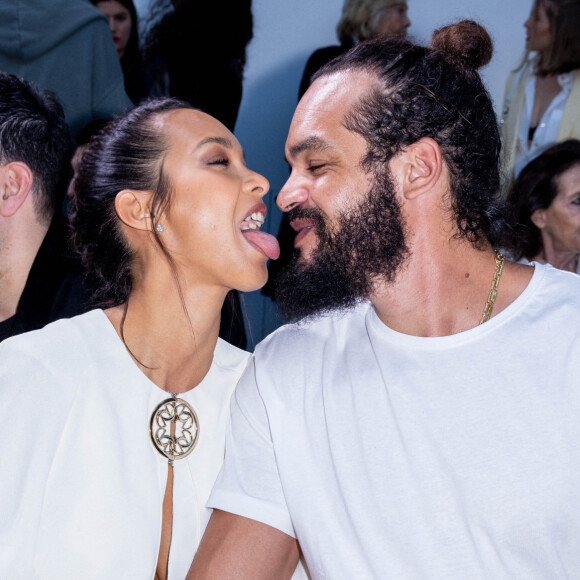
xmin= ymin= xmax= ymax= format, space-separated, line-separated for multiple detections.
xmin=308 ymin=163 xmax=326 ymax=172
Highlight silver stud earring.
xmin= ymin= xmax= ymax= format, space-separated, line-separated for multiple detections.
xmin=155 ymin=224 xmax=164 ymax=232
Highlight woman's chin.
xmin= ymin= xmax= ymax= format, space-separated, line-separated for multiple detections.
xmin=234 ymin=267 xmax=269 ymax=294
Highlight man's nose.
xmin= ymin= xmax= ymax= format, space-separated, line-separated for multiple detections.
xmin=277 ymin=178 xmax=309 ymax=212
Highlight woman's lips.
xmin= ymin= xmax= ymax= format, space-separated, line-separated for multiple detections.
xmin=240 ymin=202 xmax=280 ymax=260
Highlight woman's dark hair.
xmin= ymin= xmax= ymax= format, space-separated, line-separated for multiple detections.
xmin=505 ymin=139 xmax=580 ymax=260
xmin=92 ymin=0 xmax=145 ymax=102
xmin=534 ymin=0 xmax=580 ymax=76
xmin=71 ymin=97 xmax=193 ymax=308
xmin=315 ymin=20 xmax=504 ymax=248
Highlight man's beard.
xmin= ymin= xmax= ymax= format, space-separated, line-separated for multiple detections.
xmin=274 ymin=171 xmax=409 ymax=322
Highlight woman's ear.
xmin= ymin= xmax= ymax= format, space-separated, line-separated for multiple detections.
xmin=115 ymin=189 xmax=155 ymax=231
xmin=530 ymin=208 xmax=545 ymax=229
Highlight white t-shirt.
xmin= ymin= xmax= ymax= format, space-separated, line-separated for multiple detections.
xmin=209 ymin=263 xmax=580 ymax=579
xmin=0 ymin=309 xmax=250 ymax=579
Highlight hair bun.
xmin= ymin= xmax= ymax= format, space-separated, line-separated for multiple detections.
xmin=431 ymin=20 xmax=493 ymax=71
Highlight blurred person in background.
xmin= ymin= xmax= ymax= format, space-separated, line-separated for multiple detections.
xmin=298 ymin=0 xmax=411 ymax=99
xmin=500 ymin=0 xmax=580 ymax=188
xmin=0 ymin=73 xmax=91 ymax=343
xmin=92 ymin=0 xmax=146 ymax=103
xmin=505 ymin=139 xmax=580 ymax=273
xmin=143 ymin=0 xmax=253 ymax=132
xmin=0 ymin=0 xmax=131 ymax=137
xmin=68 ymin=118 xmax=110 ymax=200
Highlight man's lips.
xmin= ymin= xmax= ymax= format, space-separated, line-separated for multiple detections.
xmin=290 ymin=218 xmax=315 ymax=246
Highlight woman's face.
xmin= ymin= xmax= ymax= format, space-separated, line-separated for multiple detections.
xmin=95 ymin=0 xmax=132 ymax=59
xmin=375 ymin=3 xmax=411 ymax=38
xmin=155 ymin=109 xmax=278 ymax=293
xmin=525 ymin=2 xmax=552 ymax=53
xmin=532 ymin=163 xmax=580 ymax=256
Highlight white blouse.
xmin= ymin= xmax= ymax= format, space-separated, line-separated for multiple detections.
xmin=0 ymin=310 xmax=250 ymax=579
xmin=515 ymin=68 xmax=573 ymax=177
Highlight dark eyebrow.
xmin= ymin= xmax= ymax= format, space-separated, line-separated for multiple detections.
xmin=286 ymin=136 xmax=333 ymax=162
xmin=195 ymin=136 xmax=235 ymax=150
xmin=194 ymin=135 xmax=246 ymax=164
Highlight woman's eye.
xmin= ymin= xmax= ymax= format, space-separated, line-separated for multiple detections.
xmin=208 ymin=158 xmax=229 ymax=167
xmin=571 ymin=197 xmax=580 ymax=205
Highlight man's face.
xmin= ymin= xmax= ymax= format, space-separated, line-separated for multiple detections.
xmin=274 ymin=71 xmax=409 ymax=321
xmin=277 ymin=71 xmax=376 ymax=260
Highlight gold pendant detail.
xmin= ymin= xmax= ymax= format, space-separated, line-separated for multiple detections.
xmin=149 ymin=397 xmax=200 ymax=460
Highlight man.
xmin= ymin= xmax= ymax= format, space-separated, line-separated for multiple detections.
xmin=189 ymin=22 xmax=580 ymax=579
xmin=0 ymin=72 xmax=91 ymax=342
xmin=0 ymin=0 xmax=131 ymax=136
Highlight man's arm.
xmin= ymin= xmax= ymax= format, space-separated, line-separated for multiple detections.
xmin=187 ymin=510 xmax=300 ymax=579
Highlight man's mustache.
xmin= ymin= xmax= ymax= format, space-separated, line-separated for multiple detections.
xmin=285 ymin=207 xmax=326 ymax=228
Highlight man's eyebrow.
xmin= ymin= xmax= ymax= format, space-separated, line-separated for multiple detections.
xmin=195 ymin=136 xmax=235 ymax=150
xmin=286 ymin=136 xmax=333 ymax=161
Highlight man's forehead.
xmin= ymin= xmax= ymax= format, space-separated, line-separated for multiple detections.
xmin=286 ymin=70 xmax=376 ymax=154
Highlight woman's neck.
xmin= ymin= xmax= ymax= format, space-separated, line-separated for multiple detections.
xmin=535 ymin=246 xmax=578 ymax=273
xmin=530 ymin=73 xmax=561 ymax=129
xmin=106 ymin=279 xmax=227 ymax=394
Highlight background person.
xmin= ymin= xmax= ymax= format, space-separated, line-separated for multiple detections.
xmin=0 ymin=72 xmax=92 ymax=343
xmin=505 ymin=139 xmax=580 ymax=273
xmin=143 ymin=0 xmax=254 ymax=132
xmin=500 ymin=0 xmax=580 ymax=187
xmin=298 ymin=0 xmax=411 ymax=99
xmin=0 ymin=0 xmax=132 ymax=137
xmin=92 ymin=0 xmax=146 ymax=103
xmin=0 ymin=98 xmax=280 ymax=578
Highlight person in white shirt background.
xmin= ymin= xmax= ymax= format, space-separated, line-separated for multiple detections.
xmin=500 ymin=0 xmax=580 ymax=188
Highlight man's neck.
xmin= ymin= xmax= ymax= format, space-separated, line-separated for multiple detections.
xmin=370 ymin=239 xmax=533 ymax=338
xmin=0 ymin=217 xmax=51 ymax=322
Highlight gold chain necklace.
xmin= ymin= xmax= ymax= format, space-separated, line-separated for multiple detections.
xmin=479 ymin=250 xmax=505 ymax=325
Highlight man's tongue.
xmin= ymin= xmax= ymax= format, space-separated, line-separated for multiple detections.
xmin=242 ymin=230 xmax=280 ymax=260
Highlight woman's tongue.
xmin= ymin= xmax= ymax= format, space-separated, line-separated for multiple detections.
xmin=242 ymin=229 xmax=280 ymax=260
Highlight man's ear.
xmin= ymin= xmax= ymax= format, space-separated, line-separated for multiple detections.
xmin=115 ymin=189 xmax=155 ymax=231
xmin=0 ymin=161 xmax=34 ymax=218
xmin=530 ymin=208 xmax=545 ymax=229
xmin=396 ymin=137 xmax=443 ymax=201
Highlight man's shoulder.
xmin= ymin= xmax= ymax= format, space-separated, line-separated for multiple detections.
xmin=537 ymin=263 xmax=580 ymax=303
xmin=256 ymin=303 xmax=371 ymax=360
xmin=0 ymin=310 xmax=106 ymax=372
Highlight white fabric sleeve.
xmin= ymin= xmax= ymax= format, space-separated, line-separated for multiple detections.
xmin=207 ymin=356 xmax=296 ymax=538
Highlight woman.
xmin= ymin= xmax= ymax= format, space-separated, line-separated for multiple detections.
xmin=0 ymin=99 xmax=280 ymax=578
xmin=500 ymin=0 xmax=580 ymax=186
xmin=92 ymin=0 xmax=145 ymax=103
xmin=298 ymin=0 xmax=411 ymax=99
xmin=505 ymin=139 xmax=580 ymax=273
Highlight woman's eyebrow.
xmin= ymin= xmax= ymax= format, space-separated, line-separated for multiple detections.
xmin=195 ymin=136 xmax=235 ymax=151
